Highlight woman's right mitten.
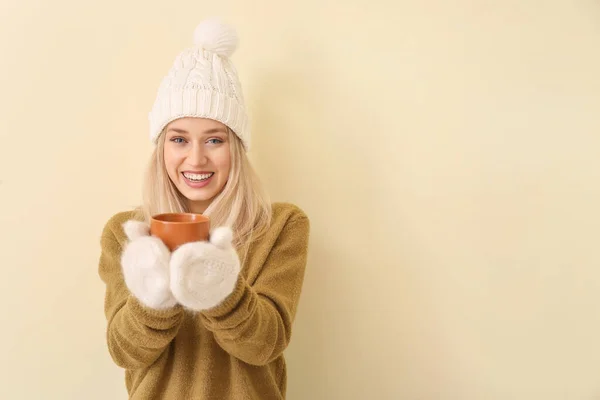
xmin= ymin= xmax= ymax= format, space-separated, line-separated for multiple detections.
xmin=120 ymin=220 xmax=177 ymax=309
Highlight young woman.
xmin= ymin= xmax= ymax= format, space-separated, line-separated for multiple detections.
xmin=98 ymin=19 xmax=310 ymax=400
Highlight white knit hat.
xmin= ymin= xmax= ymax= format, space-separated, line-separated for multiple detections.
xmin=148 ymin=19 xmax=250 ymax=150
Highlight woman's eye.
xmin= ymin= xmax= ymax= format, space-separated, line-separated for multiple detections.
xmin=170 ymin=137 xmax=186 ymax=144
xmin=207 ymin=138 xmax=223 ymax=144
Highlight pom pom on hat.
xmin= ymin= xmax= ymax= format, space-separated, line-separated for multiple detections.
xmin=193 ymin=18 xmax=239 ymax=58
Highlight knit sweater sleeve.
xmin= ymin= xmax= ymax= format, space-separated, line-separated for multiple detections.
xmin=199 ymin=212 xmax=310 ymax=366
xmin=98 ymin=214 xmax=185 ymax=370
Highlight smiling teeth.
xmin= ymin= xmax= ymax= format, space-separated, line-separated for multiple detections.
xmin=183 ymin=172 xmax=213 ymax=181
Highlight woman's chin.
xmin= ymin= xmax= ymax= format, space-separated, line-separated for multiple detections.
xmin=181 ymin=190 xmax=214 ymax=202
xmin=174 ymin=179 xmax=225 ymax=205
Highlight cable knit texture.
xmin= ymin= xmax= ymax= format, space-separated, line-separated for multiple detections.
xmin=148 ymin=19 xmax=250 ymax=150
xmin=98 ymin=203 xmax=310 ymax=400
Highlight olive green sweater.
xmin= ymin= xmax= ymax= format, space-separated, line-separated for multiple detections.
xmin=98 ymin=202 xmax=310 ymax=399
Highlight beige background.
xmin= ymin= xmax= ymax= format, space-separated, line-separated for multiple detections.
xmin=1 ymin=0 xmax=599 ymax=399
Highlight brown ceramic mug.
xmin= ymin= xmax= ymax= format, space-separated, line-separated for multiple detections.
xmin=150 ymin=213 xmax=210 ymax=251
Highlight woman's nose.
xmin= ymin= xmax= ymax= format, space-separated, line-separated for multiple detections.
xmin=187 ymin=143 xmax=207 ymax=166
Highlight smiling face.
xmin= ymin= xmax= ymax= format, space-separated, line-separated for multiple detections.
xmin=163 ymin=117 xmax=231 ymax=213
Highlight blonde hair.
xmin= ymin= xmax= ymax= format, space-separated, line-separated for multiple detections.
xmin=141 ymin=127 xmax=272 ymax=253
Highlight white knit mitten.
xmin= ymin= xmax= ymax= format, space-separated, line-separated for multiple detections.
xmin=169 ymin=227 xmax=241 ymax=311
xmin=120 ymin=220 xmax=177 ymax=309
